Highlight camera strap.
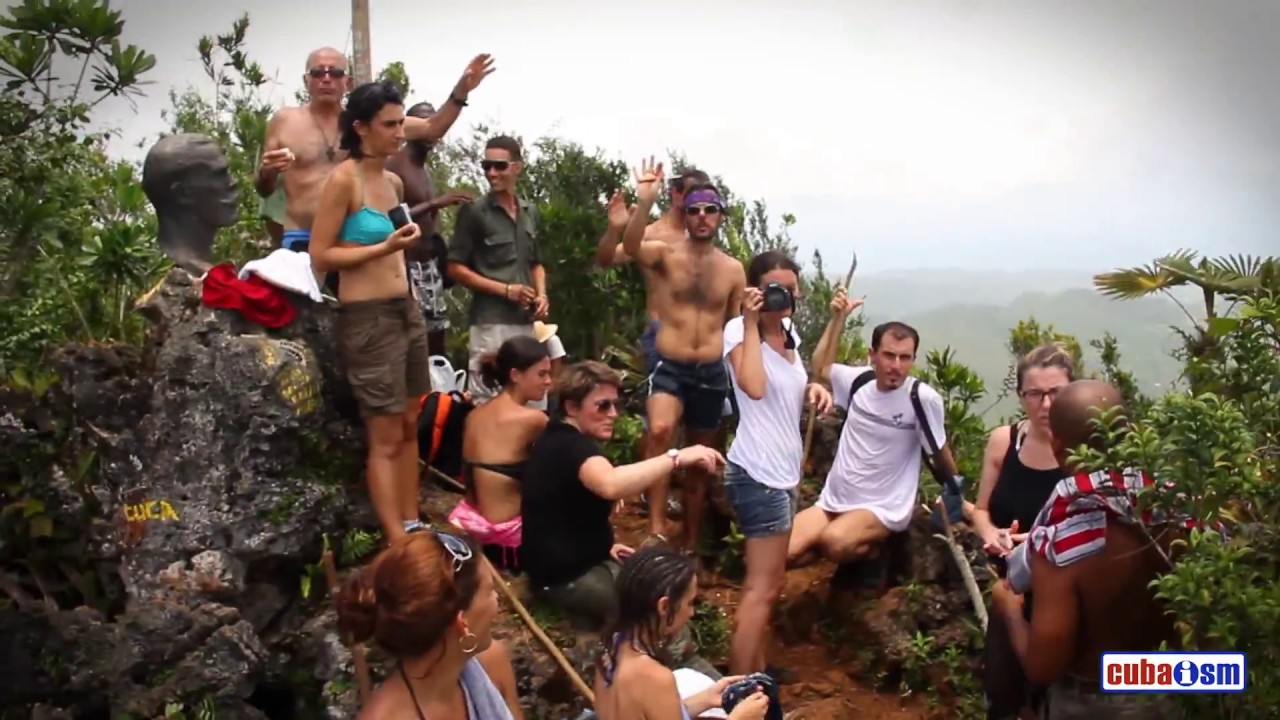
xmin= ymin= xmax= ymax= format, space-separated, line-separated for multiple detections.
xmin=842 ymin=371 xmax=960 ymax=496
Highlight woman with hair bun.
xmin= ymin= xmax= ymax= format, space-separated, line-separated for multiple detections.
xmin=449 ymin=335 xmax=552 ymax=573
xmin=337 ymin=529 xmax=524 ymax=719
xmin=309 ymin=81 xmax=429 ymax=545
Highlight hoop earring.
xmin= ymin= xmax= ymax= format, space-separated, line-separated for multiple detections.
xmin=459 ymin=631 xmax=479 ymax=655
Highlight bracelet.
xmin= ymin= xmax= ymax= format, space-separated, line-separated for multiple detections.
xmin=449 ymin=93 xmax=468 ymax=107
xmin=504 ymin=283 xmax=511 ymax=299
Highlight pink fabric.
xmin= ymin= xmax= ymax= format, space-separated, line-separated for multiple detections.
xmin=448 ymin=499 xmax=522 ymax=548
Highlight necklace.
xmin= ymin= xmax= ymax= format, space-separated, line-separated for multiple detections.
xmin=309 ymin=107 xmax=337 ymax=162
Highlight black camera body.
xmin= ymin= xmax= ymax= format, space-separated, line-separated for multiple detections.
xmin=721 ymin=672 xmax=782 ymax=720
xmin=760 ymin=282 xmax=794 ymax=313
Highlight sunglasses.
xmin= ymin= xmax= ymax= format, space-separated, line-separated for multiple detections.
xmin=685 ymin=203 xmax=721 ymax=217
xmin=308 ymin=66 xmax=346 ymax=79
xmin=432 ymin=529 xmax=473 ymax=574
xmin=593 ymin=398 xmax=622 ymax=413
xmin=481 ymin=160 xmax=511 ymax=172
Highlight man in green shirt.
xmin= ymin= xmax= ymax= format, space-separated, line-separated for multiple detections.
xmin=446 ymin=135 xmax=548 ymax=403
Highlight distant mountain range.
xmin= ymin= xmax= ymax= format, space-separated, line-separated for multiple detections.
xmin=840 ymin=269 xmax=1196 ymax=419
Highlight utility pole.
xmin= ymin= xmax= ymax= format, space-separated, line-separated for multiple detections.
xmin=351 ymin=0 xmax=372 ymax=85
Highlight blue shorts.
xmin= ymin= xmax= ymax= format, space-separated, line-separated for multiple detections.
xmin=723 ymin=461 xmax=798 ymax=539
xmin=641 ymin=319 xmax=660 ymax=376
xmin=646 ymin=354 xmax=729 ymax=434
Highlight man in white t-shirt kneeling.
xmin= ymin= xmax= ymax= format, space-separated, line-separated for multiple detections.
xmin=787 ymin=320 xmax=958 ymax=576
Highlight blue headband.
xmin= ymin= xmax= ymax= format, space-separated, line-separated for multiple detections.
xmin=684 ymin=189 xmax=723 ymax=208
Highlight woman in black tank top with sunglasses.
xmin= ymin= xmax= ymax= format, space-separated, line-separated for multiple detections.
xmin=972 ymin=345 xmax=1074 ymax=720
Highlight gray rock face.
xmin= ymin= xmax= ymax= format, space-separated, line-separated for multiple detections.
xmin=0 ymin=268 xmax=602 ymax=720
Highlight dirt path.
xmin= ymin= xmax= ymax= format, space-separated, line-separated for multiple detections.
xmin=612 ymin=506 xmax=935 ymax=720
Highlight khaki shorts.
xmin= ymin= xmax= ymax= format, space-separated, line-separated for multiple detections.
xmin=336 ymin=296 xmax=431 ymax=418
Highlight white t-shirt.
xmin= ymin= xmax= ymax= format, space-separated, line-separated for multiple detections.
xmin=818 ymin=364 xmax=947 ymax=532
xmin=529 ymin=333 xmax=567 ymax=411
xmin=722 ymin=317 xmax=809 ymax=489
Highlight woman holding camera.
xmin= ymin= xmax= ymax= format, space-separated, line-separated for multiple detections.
xmin=310 ymin=80 xmax=431 ymax=545
xmin=593 ymin=545 xmax=770 ymax=720
xmin=722 ymin=251 xmax=842 ymax=677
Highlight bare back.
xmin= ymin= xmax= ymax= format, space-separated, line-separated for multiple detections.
xmin=461 ymin=398 xmax=547 ymax=523
xmin=269 ymin=105 xmax=345 ymax=230
xmin=1061 ymin=522 xmax=1180 ymax=679
xmin=329 ymin=163 xmax=409 ymax=303
xmin=648 ymin=239 xmax=744 ymax=363
xmin=592 ymin=649 xmax=685 ymax=720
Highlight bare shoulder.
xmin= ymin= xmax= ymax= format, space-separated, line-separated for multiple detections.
xmin=352 ymin=681 xmax=399 ymax=720
xmin=986 ymin=423 xmax=1013 ymax=452
xmin=385 ymin=170 xmax=405 ymax=199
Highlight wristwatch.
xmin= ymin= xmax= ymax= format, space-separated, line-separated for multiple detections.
xmin=667 ymin=448 xmax=680 ymax=469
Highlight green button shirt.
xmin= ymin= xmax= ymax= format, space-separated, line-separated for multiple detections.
xmin=447 ymin=193 xmax=543 ymax=326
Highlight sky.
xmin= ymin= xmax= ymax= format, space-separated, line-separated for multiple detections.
xmin=85 ymin=0 xmax=1279 ymax=274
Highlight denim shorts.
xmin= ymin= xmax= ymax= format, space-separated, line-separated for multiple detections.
xmin=722 ymin=461 xmax=798 ymax=539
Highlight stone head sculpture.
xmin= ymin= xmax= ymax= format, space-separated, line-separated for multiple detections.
xmin=142 ymin=133 xmax=240 ymax=273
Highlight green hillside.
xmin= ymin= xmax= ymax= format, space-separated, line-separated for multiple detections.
xmin=861 ymin=287 xmax=1192 ymax=420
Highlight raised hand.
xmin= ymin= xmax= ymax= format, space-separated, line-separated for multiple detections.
xmin=456 ymin=54 xmax=496 ymax=95
xmin=830 ymin=286 xmax=865 ymax=317
xmin=606 ymin=189 xmax=634 ymax=229
xmin=633 ymin=156 xmax=664 ymax=204
xmin=742 ymin=286 xmax=764 ymax=322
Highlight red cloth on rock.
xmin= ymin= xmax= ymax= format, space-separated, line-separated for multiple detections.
xmin=201 ymin=262 xmax=297 ymax=328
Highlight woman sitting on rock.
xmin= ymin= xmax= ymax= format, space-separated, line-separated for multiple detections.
xmin=448 ymin=335 xmax=552 ymax=574
xmin=521 ymin=360 xmax=723 ymax=634
xmin=310 ymin=80 xmax=430 ymax=544
xmin=337 ymin=529 xmax=523 ymax=719
xmin=972 ymin=343 xmax=1073 ymax=720
xmin=593 ymin=545 xmax=770 ymax=720
xmin=721 ymin=250 xmax=837 ymax=677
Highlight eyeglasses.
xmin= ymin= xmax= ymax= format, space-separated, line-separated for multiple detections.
xmin=433 ymin=529 xmax=473 ymax=574
xmin=1019 ymin=387 xmax=1063 ymax=403
xmin=308 ymin=66 xmax=346 ymax=79
xmin=685 ymin=203 xmax=721 ymax=217
xmin=593 ymin=398 xmax=621 ymax=413
xmin=481 ymin=160 xmax=510 ymax=172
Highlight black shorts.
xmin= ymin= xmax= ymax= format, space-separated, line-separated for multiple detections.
xmin=646 ymin=354 xmax=729 ymax=434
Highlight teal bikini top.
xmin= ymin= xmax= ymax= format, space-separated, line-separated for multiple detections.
xmin=338 ymin=170 xmax=396 ymax=245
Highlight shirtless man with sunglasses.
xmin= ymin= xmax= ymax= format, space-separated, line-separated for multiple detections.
xmin=256 ymin=48 xmax=495 ymax=254
xmin=621 ymin=157 xmax=746 ymax=559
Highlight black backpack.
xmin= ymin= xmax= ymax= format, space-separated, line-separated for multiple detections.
xmin=842 ymin=370 xmax=961 ymax=496
xmin=417 ymin=390 xmax=472 ymax=481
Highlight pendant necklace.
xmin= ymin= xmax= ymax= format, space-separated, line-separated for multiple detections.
xmin=310 ymin=109 xmax=337 ymax=162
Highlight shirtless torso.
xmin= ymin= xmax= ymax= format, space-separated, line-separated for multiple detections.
xmin=260 ymin=105 xmax=345 ymax=232
xmin=461 ymin=397 xmax=548 ymax=523
xmin=645 ymin=239 xmax=743 ymax=362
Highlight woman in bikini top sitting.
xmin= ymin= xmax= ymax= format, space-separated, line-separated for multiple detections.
xmin=594 ymin=545 xmax=769 ymax=720
xmin=448 ymin=335 xmax=552 ymax=573
xmin=310 ymin=80 xmax=434 ymax=546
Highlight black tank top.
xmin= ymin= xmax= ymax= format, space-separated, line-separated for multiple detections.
xmin=988 ymin=422 xmax=1062 ymax=532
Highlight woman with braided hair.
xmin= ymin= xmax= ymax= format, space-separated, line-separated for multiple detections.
xmin=336 ymin=529 xmax=524 ymax=719
xmin=592 ymin=545 xmax=770 ymax=720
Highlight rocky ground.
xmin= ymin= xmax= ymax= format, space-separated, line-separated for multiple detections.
xmin=0 ymin=268 xmax=991 ymax=719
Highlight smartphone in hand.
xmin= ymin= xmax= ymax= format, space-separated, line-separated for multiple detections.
xmin=388 ymin=203 xmax=412 ymax=229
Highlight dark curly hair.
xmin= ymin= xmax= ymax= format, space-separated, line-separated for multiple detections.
xmin=339 ymin=80 xmax=404 ymax=159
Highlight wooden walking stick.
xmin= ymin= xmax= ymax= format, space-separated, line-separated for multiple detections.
xmin=322 ymin=549 xmax=373 ymax=703
xmin=447 ymin=520 xmax=597 ymax=704
xmin=802 ymin=253 xmax=859 ymax=471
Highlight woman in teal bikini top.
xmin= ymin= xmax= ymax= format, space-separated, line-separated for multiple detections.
xmin=338 ymin=169 xmax=398 ymax=246
xmin=307 ymin=80 xmax=432 ymax=548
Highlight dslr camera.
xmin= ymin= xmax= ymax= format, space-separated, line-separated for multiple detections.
xmin=760 ymin=282 xmax=794 ymax=313
xmin=721 ymin=672 xmax=782 ymax=720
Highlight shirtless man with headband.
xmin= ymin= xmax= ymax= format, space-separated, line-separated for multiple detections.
xmin=621 ymin=158 xmax=745 ymax=556
xmin=257 ymin=49 xmax=494 ymax=253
